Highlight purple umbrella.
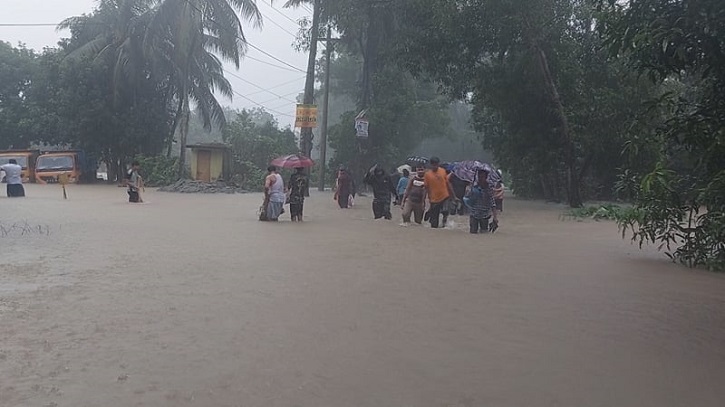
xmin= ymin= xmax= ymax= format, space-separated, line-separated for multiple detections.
xmin=452 ymin=161 xmax=502 ymax=184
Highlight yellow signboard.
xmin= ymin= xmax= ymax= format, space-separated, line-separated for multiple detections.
xmin=295 ymin=104 xmax=318 ymax=128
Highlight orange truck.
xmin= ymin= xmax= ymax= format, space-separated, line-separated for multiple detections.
xmin=34 ymin=150 xmax=96 ymax=184
xmin=0 ymin=150 xmax=40 ymax=183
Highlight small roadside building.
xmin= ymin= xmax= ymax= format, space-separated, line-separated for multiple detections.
xmin=186 ymin=143 xmax=231 ymax=182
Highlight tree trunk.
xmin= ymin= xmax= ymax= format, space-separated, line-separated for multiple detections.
xmin=532 ymin=44 xmax=582 ymax=207
xmin=167 ymin=97 xmax=184 ymax=158
xmin=299 ymin=0 xmax=321 ymax=160
xmin=177 ymin=94 xmax=190 ymax=179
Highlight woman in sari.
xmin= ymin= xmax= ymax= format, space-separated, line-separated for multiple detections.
xmin=334 ymin=168 xmax=352 ymax=209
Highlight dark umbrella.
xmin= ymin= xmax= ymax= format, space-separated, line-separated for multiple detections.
xmin=453 ymin=160 xmax=502 ymax=184
xmin=270 ymin=154 xmax=314 ymax=169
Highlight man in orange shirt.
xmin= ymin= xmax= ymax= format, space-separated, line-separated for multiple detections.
xmin=424 ymin=156 xmax=458 ymax=228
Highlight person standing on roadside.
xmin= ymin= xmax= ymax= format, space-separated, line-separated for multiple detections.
xmin=287 ymin=167 xmax=308 ymax=222
xmin=401 ymin=166 xmax=427 ymax=225
xmin=0 ymin=159 xmax=25 ymax=197
xmin=424 ymin=156 xmax=457 ymax=228
xmin=264 ymin=165 xmax=285 ymax=221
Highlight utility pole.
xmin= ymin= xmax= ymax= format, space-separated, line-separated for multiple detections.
xmin=318 ymin=26 xmax=333 ymax=191
xmin=299 ymin=0 xmax=321 ymax=159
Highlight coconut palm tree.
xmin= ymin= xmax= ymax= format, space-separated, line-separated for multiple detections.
xmin=61 ymin=0 xmax=262 ymax=179
xmin=58 ymin=0 xmax=155 ymax=100
xmin=146 ymin=0 xmax=261 ymax=177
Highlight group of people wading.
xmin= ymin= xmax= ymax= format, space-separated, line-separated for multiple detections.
xmin=334 ymin=156 xmax=504 ymax=234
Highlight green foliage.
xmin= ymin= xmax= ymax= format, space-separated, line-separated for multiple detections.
xmin=0 ymin=42 xmax=37 ymax=149
xmin=134 ymin=155 xmax=179 ymax=187
xmin=223 ymin=109 xmax=298 ymax=191
xmin=396 ymin=0 xmax=660 ymax=205
xmin=599 ymin=0 xmax=725 ymax=270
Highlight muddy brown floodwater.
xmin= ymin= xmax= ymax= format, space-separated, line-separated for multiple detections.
xmin=1 ymin=184 xmax=724 ymax=407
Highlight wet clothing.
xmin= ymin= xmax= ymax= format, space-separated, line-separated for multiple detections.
xmin=267 ymin=201 xmax=284 ymax=220
xmin=396 ymin=176 xmax=409 ymax=199
xmin=263 ymin=173 xmax=285 ymax=221
xmin=0 ymin=163 xmax=22 ymax=185
xmin=268 ymin=174 xmax=285 ymax=203
xmin=389 ymin=171 xmax=401 ymax=193
xmin=406 ymin=177 xmax=427 ymax=205
xmin=493 ymin=182 xmax=505 ymax=213
xmin=449 ymin=173 xmax=469 ymax=215
xmin=469 ymin=215 xmax=490 ymax=234
xmin=402 ymin=200 xmax=424 ymax=224
xmin=336 ymin=172 xmax=352 ymax=208
xmin=288 ymin=172 xmax=308 ymax=220
xmin=364 ymin=172 xmax=395 ymax=220
xmin=1 ymin=163 xmax=25 ymax=198
xmin=127 ymin=169 xmax=141 ymax=203
xmin=372 ymin=199 xmax=392 ymax=220
xmin=427 ymin=200 xmax=447 ymax=228
xmin=424 ymin=167 xmax=451 ymax=204
xmin=128 ymin=190 xmax=140 ymax=203
xmin=6 ymin=183 xmax=25 ymax=197
xmin=1 ymin=163 xmax=25 ymax=197
xmin=424 ymin=167 xmax=452 ymax=228
xmin=402 ymin=176 xmax=426 ymax=224
xmin=464 ymin=185 xmax=496 ymax=219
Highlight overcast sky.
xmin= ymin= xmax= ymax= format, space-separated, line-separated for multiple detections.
xmin=0 ymin=0 xmax=311 ymax=127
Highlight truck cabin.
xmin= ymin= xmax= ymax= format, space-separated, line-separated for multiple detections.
xmin=35 ymin=153 xmax=79 ymax=184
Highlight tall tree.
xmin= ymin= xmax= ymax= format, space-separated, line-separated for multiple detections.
xmin=146 ymin=0 xmax=261 ymax=178
xmin=599 ymin=0 xmax=725 ymax=269
xmin=0 ymin=42 xmax=37 ymax=149
xmin=59 ymin=0 xmax=262 ymax=179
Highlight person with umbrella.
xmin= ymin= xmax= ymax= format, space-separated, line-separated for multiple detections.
xmin=424 ymin=156 xmax=458 ymax=228
xmin=364 ymin=165 xmax=396 ymax=220
xmin=463 ymin=169 xmax=499 ymax=234
xmin=287 ymin=167 xmax=308 ymax=222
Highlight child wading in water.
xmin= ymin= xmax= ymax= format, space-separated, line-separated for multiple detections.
xmin=463 ymin=169 xmax=499 ymax=234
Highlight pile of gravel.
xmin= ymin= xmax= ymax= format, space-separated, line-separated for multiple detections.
xmin=158 ymin=180 xmax=248 ymax=194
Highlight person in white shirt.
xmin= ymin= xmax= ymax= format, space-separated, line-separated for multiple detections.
xmin=263 ymin=165 xmax=285 ymax=221
xmin=0 ymin=159 xmax=25 ymax=197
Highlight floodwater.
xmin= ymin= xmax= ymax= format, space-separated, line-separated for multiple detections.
xmin=1 ymin=184 xmax=724 ymax=407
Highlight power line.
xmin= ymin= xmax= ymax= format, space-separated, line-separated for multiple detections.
xmin=242 ymin=54 xmax=303 ymax=72
xmin=247 ymin=75 xmax=306 ymax=96
xmin=232 ymin=89 xmax=295 ymax=118
xmin=246 ymin=42 xmax=305 ymax=73
xmin=0 ymin=23 xmax=59 ymax=26
xmin=176 ymin=0 xmax=307 ymax=73
xmin=258 ymin=90 xmax=302 ymax=105
xmin=223 ymin=68 xmax=298 ymax=103
xmin=257 ymin=9 xmax=298 ymax=38
xmin=259 ymin=2 xmax=300 ymax=25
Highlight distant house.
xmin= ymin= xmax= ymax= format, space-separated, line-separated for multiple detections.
xmin=186 ymin=143 xmax=231 ymax=182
